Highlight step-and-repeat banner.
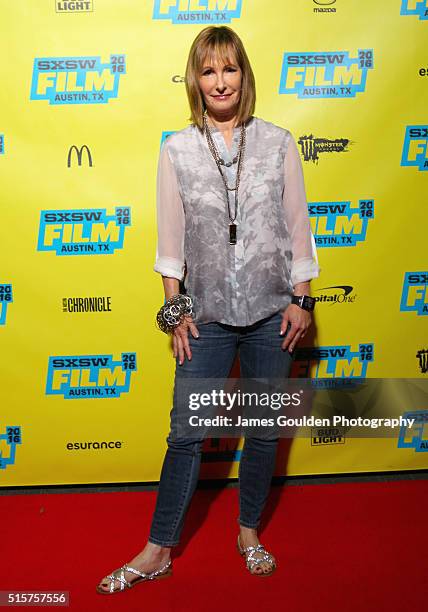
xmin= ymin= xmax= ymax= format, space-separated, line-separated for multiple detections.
xmin=0 ymin=1 xmax=427 ymax=486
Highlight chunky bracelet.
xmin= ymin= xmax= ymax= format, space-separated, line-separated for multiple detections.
xmin=156 ymin=294 xmax=194 ymax=334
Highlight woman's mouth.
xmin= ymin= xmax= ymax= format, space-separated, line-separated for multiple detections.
xmin=212 ymin=93 xmax=232 ymax=100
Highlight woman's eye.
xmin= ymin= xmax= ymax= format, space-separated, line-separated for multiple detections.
xmin=202 ymin=69 xmax=212 ymax=75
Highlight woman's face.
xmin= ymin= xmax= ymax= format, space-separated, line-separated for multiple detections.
xmin=198 ymin=51 xmax=242 ymax=119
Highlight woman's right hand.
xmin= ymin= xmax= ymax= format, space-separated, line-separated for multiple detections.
xmin=172 ymin=315 xmax=199 ymax=365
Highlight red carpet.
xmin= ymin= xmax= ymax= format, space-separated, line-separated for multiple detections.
xmin=1 ymin=479 xmax=426 ymax=611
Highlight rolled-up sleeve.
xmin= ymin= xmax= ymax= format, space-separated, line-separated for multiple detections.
xmin=153 ymin=140 xmax=186 ymax=281
xmin=282 ymin=132 xmax=320 ymax=286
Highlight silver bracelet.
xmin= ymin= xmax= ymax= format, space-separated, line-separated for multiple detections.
xmin=156 ymin=294 xmax=193 ymax=334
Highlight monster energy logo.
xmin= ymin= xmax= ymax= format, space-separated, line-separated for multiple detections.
xmin=298 ymin=134 xmax=352 ymax=163
xmin=417 ymin=349 xmax=428 ymax=374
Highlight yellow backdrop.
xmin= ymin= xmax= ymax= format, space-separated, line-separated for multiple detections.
xmin=0 ymin=1 xmax=427 ymax=486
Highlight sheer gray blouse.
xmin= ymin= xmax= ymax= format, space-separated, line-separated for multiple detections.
xmin=154 ymin=116 xmax=320 ymax=326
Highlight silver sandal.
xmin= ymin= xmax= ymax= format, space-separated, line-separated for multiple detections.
xmin=96 ymin=559 xmax=172 ymax=594
xmin=237 ymin=535 xmax=277 ymax=577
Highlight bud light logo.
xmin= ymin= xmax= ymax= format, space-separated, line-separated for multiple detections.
xmin=46 ymin=353 xmax=137 ymax=399
xmin=37 ymin=207 xmax=131 ymax=255
xmin=0 ymin=426 xmax=21 ymax=470
xmin=55 ymin=1 xmax=94 ymax=12
xmin=30 ymin=55 xmax=126 ymax=105
xmin=309 ymin=200 xmax=374 ymax=247
xmin=400 ymin=0 xmax=428 ymax=20
xmin=292 ymin=344 xmax=374 ymax=378
xmin=153 ymin=0 xmax=242 ymax=24
xmin=279 ymin=50 xmax=373 ymax=98
xmin=401 ymin=126 xmax=428 ymax=171
xmin=400 ymin=272 xmax=428 ymax=316
xmin=398 ymin=411 xmax=428 ymax=452
xmin=0 ymin=284 xmax=13 ymax=325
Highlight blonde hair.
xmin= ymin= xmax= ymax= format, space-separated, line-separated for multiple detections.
xmin=185 ymin=26 xmax=256 ymax=130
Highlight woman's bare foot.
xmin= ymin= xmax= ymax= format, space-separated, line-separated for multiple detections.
xmin=97 ymin=541 xmax=171 ymax=593
xmin=238 ymin=526 xmax=276 ymax=575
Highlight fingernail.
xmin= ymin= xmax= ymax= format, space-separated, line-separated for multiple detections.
xmin=279 ymin=330 xmax=285 ymax=336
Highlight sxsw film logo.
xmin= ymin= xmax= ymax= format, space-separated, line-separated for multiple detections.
xmin=0 ymin=426 xmax=22 ymax=470
xmin=279 ymin=49 xmax=373 ymax=99
xmin=309 ymin=199 xmax=374 ymax=247
xmin=314 ymin=285 xmax=356 ymax=306
xmin=398 ymin=410 xmax=428 ymax=452
xmin=55 ymin=1 xmax=94 ymax=12
xmin=0 ymin=284 xmax=13 ymax=325
xmin=46 ymin=353 xmax=137 ymax=399
xmin=298 ymin=134 xmax=352 ymax=163
xmin=37 ymin=207 xmax=131 ymax=255
xmin=67 ymin=144 xmax=93 ymax=167
xmin=400 ymin=272 xmax=428 ymax=316
xmin=400 ymin=0 xmax=428 ymax=20
xmin=161 ymin=131 xmax=177 ymax=146
xmin=153 ymin=0 xmax=242 ymax=23
xmin=292 ymin=344 xmax=374 ymax=378
xmin=401 ymin=126 xmax=428 ymax=171
xmin=30 ymin=54 xmax=126 ymax=105
xmin=0 ymin=134 xmax=4 ymax=154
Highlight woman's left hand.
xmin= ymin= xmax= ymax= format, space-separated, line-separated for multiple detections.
xmin=280 ymin=304 xmax=312 ymax=353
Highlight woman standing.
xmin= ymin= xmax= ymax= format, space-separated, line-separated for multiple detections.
xmin=97 ymin=25 xmax=319 ymax=594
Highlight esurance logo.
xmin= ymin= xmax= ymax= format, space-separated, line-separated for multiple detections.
xmin=37 ymin=207 xmax=131 ymax=255
xmin=401 ymin=126 xmax=428 ymax=171
xmin=400 ymin=272 xmax=428 ymax=316
xmin=292 ymin=344 xmax=374 ymax=378
xmin=398 ymin=411 xmax=428 ymax=452
xmin=0 ymin=284 xmax=13 ymax=325
xmin=279 ymin=50 xmax=373 ymax=98
xmin=309 ymin=199 xmax=374 ymax=247
xmin=30 ymin=55 xmax=126 ymax=105
xmin=46 ymin=353 xmax=137 ymax=399
xmin=153 ymin=0 xmax=242 ymax=23
xmin=400 ymin=0 xmax=428 ymax=20
xmin=0 ymin=426 xmax=21 ymax=470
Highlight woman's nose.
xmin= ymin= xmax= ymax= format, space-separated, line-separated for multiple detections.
xmin=215 ymin=73 xmax=226 ymax=91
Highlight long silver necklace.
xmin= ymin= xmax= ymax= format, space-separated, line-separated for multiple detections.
xmin=203 ymin=110 xmax=246 ymax=245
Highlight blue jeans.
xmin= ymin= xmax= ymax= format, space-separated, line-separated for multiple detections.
xmin=148 ymin=311 xmax=292 ymax=547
